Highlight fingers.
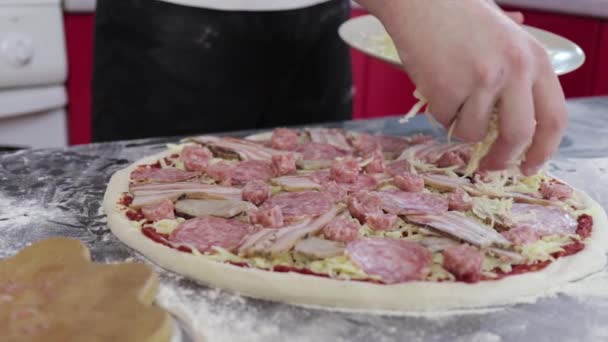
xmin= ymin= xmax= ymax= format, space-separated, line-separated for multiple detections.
xmin=505 ymin=11 xmax=525 ymax=25
xmin=520 ymin=70 xmax=567 ymax=175
xmin=452 ymin=88 xmax=497 ymax=142
xmin=479 ymin=79 xmax=536 ymax=171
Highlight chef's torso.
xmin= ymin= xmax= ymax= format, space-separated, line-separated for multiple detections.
xmin=157 ymin=0 xmax=332 ymax=11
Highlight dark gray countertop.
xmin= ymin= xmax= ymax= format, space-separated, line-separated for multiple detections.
xmin=2 ymin=97 xmax=608 ymax=342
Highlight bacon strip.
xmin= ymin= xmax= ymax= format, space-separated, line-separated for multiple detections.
xmin=398 ymin=141 xmax=471 ymax=164
xmin=271 ymin=175 xmax=322 ymax=191
xmin=423 ymin=174 xmax=472 ymax=192
xmin=307 ymin=128 xmax=353 ymax=151
xmin=294 ymin=237 xmax=345 ymax=259
xmin=239 ymin=206 xmax=339 ymax=256
xmin=189 ymin=136 xmax=295 ymax=161
xmin=130 ymin=182 xmax=242 ymax=207
xmin=408 ymin=211 xmax=510 ymax=247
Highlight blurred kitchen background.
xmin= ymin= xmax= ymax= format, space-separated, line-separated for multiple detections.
xmin=1 ymin=0 xmax=607 ymax=149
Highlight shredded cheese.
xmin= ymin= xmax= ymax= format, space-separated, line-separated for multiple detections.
xmin=520 ymin=235 xmax=575 ymax=262
xmin=152 ymin=218 xmax=185 ymax=234
xmin=471 ymin=196 xmax=513 ymax=227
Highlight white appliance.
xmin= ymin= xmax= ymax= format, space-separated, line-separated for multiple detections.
xmin=0 ymin=0 xmax=68 ymax=149
xmin=63 ymin=0 xmax=95 ymax=13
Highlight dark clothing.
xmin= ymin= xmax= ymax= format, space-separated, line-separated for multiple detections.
xmin=92 ymin=0 xmax=352 ymax=142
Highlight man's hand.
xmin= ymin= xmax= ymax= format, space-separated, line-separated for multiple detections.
xmin=358 ymin=0 xmax=567 ymax=175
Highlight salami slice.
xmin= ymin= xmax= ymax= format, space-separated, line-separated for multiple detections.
xmin=376 ymin=190 xmax=448 ymax=215
xmin=141 ymin=199 xmax=175 ymax=221
xmin=271 ymin=128 xmax=299 ymax=151
xmin=231 ymin=160 xmax=274 ymax=186
xmin=511 ymin=203 xmax=577 ymax=236
xmin=131 ymin=167 xmax=199 ymax=183
xmin=376 ymin=135 xmax=410 ymax=155
xmin=260 ymin=190 xmax=333 ymax=221
xmin=296 ymin=142 xmax=350 ymax=160
xmin=386 ymin=159 xmax=411 ymax=176
xmin=313 ymin=170 xmax=378 ymax=192
xmin=346 ymin=238 xmax=431 ymax=284
xmin=168 ymin=216 xmax=254 ymax=253
xmin=181 ymin=145 xmax=213 ymax=171
xmin=442 ymin=244 xmax=483 ymax=283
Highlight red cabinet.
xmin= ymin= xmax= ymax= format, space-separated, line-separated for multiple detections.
xmin=350 ymin=9 xmax=370 ymax=119
xmin=505 ymin=8 xmax=602 ymax=98
xmin=594 ymin=23 xmax=608 ymax=95
xmin=64 ymin=14 xmax=95 ymax=145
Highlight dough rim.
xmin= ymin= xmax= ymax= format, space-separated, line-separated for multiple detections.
xmin=104 ymin=150 xmax=608 ymax=313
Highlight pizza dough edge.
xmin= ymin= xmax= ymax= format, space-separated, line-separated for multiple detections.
xmin=104 ymin=150 xmax=608 ymax=313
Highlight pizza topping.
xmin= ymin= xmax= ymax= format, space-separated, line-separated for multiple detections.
xmin=271 ymin=128 xmax=299 ymax=151
xmin=365 ymin=213 xmax=398 ymax=231
xmin=418 ymin=236 xmax=459 ymax=253
xmin=442 ymin=244 xmax=483 ymax=283
xmin=576 ymin=214 xmax=593 ymax=239
xmin=346 ymin=238 xmax=432 ymax=284
xmin=386 ymin=159 xmax=411 ymax=176
xmin=349 ymin=133 xmax=381 ymax=156
xmin=394 ymin=172 xmax=424 ymax=192
xmin=399 ymin=141 xmax=471 ymax=166
xmin=363 ymin=149 xmax=386 ymax=174
xmin=347 ymin=191 xmax=382 ymax=222
xmin=239 ymin=206 xmax=339 ymax=256
xmin=447 ymin=188 xmax=473 ymax=212
xmin=272 ymin=175 xmax=322 ymax=191
xmin=130 ymin=182 xmax=243 ymax=207
xmin=519 ymin=235 xmax=577 ymax=262
xmin=307 ymin=128 xmax=353 ymax=151
xmin=323 ymin=218 xmax=361 ymax=243
xmin=422 ymin=174 xmax=472 ymax=192
xmin=169 ymin=216 xmax=254 ymax=253
xmin=471 ymin=196 xmax=513 ymax=227
xmin=313 ymin=170 xmax=378 ymax=192
xmin=205 ymin=161 xmax=235 ymax=185
xmin=261 ymin=190 xmax=333 ymax=221
xmin=175 ymin=199 xmax=255 ymax=218
xmin=121 ymin=128 xmax=595 ymax=284
xmin=242 ymin=180 xmax=270 ymax=205
xmin=191 ymin=136 xmax=291 ymax=161
xmin=249 ymin=205 xmax=285 ymax=228
xmin=296 ymin=142 xmax=350 ymax=160
xmin=294 ymin=237 xmax=345 ymax=259
xmin=436 ymin=150 xmax=468 ymax=169
xmin=376 ymin=135 xmax=410 ymax=156
xmin=231 ymin=160 xmax=274 ymax=186
xmin=141 ymin=199 xmax=175 ymax=221
xmin=321 ymin=181 xmax=349 ymax=203
xmin=271 ymin=154 xmax=296 ymax=177
xmin=296 ymin=160 xmax=333 ymax=171
xmin=408 ymin=211 xmax=510 ymax=247
xmin=511 ymin=203 xmax=577 ymax=236
xmin=130 ymin=167 xmax=199 ymax=183
xmin=330 ymin=158 xmax=360 ymax=183
xmin=540 ymin=181 xmax=573 ymax=200
xmin=181 ymin=145 xmax=213 ymax=171
xmin=501 ymin=226 xmax=541 ymax=246
xmin=376 ymin=190 xmax=449 ymax=215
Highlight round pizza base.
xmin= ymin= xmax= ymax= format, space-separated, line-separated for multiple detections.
xmin=104 ymin=150 xmax=608 ymax=313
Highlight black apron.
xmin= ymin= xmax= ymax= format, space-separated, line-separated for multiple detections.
xmin=92 ymin=0 xmax=353 ymax=142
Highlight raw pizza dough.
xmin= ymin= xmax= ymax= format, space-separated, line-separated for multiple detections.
xmin=0 ymin=238 xmax=173 ymax=341
xmin=103 ymin=149 xmax=608 ymax=313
